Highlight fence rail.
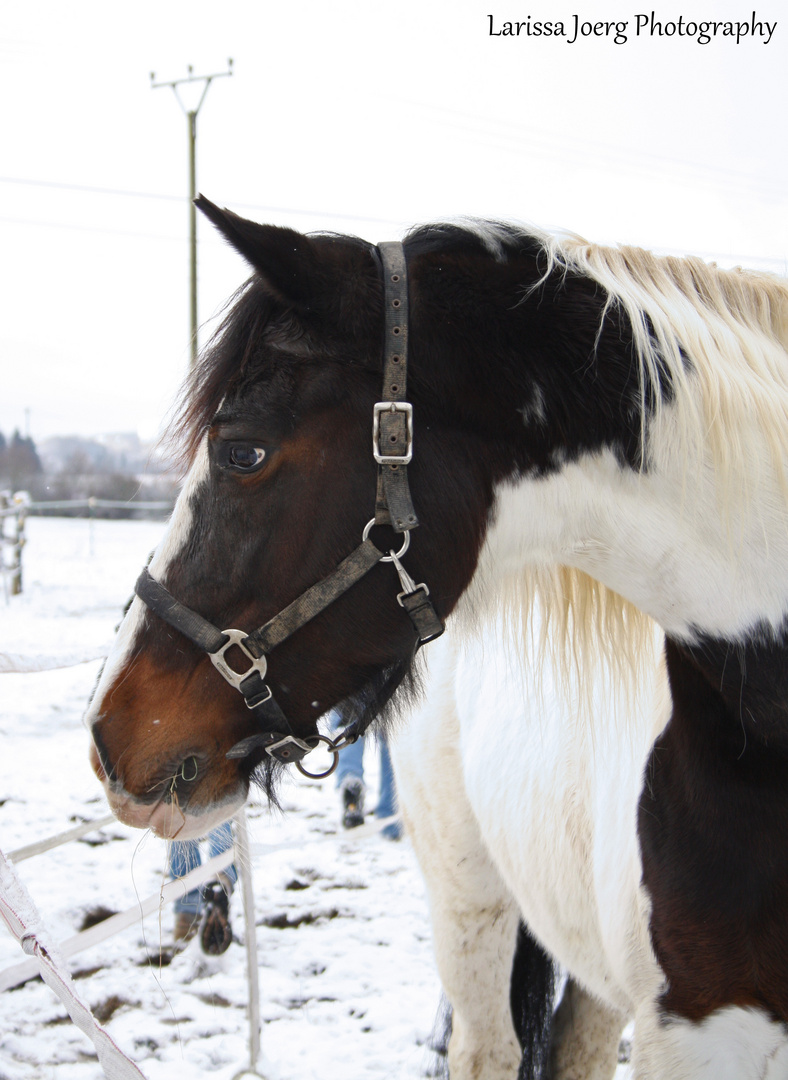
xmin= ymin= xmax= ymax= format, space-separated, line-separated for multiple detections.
xmin=0 ymin=808 xmax=262 ymax=1077
xmin=1 ymin=492 xmax=173 ymax=600
xmin=26 ymin=497 xmax=174 ymax=514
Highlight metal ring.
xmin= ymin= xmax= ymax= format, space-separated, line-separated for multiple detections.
xmin=295 ymin=736 xmax=340 ymax=780
xmin=362 ymin=518 xmax=410 ymax=562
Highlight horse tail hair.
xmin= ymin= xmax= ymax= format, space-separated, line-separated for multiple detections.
xmin=510 ymin=921 xmax=557 ymax=1080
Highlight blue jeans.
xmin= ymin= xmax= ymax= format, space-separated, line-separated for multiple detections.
xmin=329 ymin=710 xmax=397 ymax=819
xmin=168 ymin=821 xmax=238 ymax=915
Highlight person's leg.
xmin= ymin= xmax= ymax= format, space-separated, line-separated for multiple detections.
xmin=199 ymin=823 xmax=236 ymax=955
xmin=330 ymin=710 xmax=366 ymax=827
xmin=376 ymin=735 xmax=402 ymax=839
xmin=331 ymin=710 xmax=365 ymax=786
xmin=206 ymin=820 xmax=237 ymax=889
xmin=334 ymin=737 xmax=365 ymax=787
xmin=168 ymin=839 xmax=202 ymax=940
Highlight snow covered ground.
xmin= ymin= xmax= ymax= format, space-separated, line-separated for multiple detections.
xmin=0 ymin=516 xmax=633 ymax=1080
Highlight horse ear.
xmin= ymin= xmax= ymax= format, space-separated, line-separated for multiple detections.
xmin=195 ymin=195 xmax=319 ymax=309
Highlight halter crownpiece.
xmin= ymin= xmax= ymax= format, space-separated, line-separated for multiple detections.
xmin=133 ymin=240 xmax=443 ymax=776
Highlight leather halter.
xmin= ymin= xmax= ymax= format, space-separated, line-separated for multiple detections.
xmin=133 ymin=241 xmax=443 ymax=776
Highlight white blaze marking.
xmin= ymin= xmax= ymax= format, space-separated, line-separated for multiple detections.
xmin=85 ymin=440 xmax=211 ymax=728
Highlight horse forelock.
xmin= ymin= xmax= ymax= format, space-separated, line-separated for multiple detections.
xmin=162 ymin=280 xmax=286 ymax=472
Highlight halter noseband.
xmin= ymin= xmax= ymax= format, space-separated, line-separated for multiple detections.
xmin=133 ymin=241 xmax=443 ymax=778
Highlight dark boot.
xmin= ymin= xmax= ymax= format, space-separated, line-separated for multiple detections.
xmin=341 ymin=779 xmax=365 ymax=828
xmin=199 ymin=880 xmax=233 ymax=955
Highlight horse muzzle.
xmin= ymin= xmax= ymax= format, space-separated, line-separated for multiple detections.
xmin=88 ymin=729 xmax=246 ymax=839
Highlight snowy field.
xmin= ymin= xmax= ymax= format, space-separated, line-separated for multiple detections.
xmin=1 ymin=516 xmax=633 ymax=1080
xmin=0 ymin=516 xmax=444 ymax=1080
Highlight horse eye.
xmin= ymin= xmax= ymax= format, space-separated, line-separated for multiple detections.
xmin=228 ymin=446 xmax=266 ymax=470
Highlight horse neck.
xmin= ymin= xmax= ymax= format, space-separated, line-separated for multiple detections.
xmin=473 ymin=390 xmax=788 ymax=753
xmin=422 ymin=252 xmax=788 ymax=646
xmin=472 ymin=399 xmax=788 ymax=644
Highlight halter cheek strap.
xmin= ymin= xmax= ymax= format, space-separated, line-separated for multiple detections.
xmin=374 ymin=242 xmax=419 ymax=533
xmin=133 ymin=240 xmax=444 ymax=774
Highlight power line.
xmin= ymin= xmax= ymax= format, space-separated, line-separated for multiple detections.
xmin=0 ymin=214 xmax=783 ymax=274
xmin=0 ymin=176 xmax=405 ymax=228
xmin=0 ymin=215 xmax=187 ymax=243
xmin=0 ymin=176 xmax=182 ymax=201
xmin=0 ymin=178 xmax=783 ymax=270
xmin=367 ymin=93 xmax=786 ymax=202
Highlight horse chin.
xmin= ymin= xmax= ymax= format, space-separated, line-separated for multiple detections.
xmin=98 ymin=775 xmax=246 ymax=840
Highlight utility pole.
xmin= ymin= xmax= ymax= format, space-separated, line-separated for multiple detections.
xmin=151 ymin=61 xmax=233 ymax=367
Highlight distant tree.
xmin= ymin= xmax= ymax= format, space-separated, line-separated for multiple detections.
xmin=4 ymin=431 xmax=42 ymax=489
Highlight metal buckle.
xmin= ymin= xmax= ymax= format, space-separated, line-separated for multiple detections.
xmin=397 ymin=582 xmax=430 ymax=607
xmin=209 ymin=629 xmax=269 ymax=693
xmin=373 ymin=401 xmax=413 ymax=465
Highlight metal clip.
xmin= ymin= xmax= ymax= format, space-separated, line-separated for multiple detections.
xmin=388 ymin=549 xmax=430 ymax=606
xmin=373 ymin=401 xmax=413 ymax=465
xmin=209 ymin=629 xmax=269 ymax=692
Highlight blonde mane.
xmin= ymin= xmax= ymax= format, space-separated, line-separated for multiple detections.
xmin=542 ymin=234 xmax=788 ymax=492
xmin=501 ymin=234 xmax=788 ymax=687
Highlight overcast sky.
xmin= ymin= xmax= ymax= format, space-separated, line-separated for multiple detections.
xmin=1 ymin=0 xmax=785 ymax=442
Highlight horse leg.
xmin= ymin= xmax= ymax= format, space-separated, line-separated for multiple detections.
xmin=549 ymin=978 xmax=624 ymax=1080
xmin=391 ymin=682 xmax=523 ymax=1080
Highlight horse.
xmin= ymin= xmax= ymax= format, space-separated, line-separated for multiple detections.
xmin=85 ymin=196 xmax=788 ymax=1077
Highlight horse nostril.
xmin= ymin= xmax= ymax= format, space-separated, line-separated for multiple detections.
xmin=90 ymin=729 xmax=115 ymax=785
xmin=180 ymin=756 xmax=199 ymax=783
xmin=89 ymin=742 xmax=106 ymax=783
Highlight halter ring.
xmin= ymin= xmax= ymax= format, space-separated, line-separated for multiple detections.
xmin=290 ymin=735 xmax=341 ymax=779
xmin=362 ymin=518 xmax=410 ymax=562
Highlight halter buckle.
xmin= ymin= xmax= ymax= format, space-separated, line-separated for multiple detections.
xmin=209 ymin=629 xmax=269 ymax=694
xmin=373 ymin=402 xmax=413 ymax=465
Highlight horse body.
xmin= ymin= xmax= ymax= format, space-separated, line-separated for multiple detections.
xmin=391 ymin=615 xmax=788 ymax=1078
xmin=85 ymin=203 xmax=788 ymax=1073
xmin=391 ymin=622 xmax=662 ymax=1076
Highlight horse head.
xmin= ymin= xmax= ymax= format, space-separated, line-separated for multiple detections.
xmin=86 ymin=199 xmax=494 ymax=838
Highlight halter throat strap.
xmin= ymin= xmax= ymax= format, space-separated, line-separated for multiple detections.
xmin=133 ymin=240 xmax=443 ymax=770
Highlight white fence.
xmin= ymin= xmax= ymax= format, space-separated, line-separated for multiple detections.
xmin=0 ymin=494 xmax=173 ymax=600
xmin=0 ymin=631 xmax=267 ymax=1080
xmin=0 ymin=490 xmax=28 ymax=597
xmin=0 ymin=806 xmax=265 ymax=1079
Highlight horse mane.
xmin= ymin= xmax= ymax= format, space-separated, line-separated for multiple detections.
xmin=424 ymin=221 xmax=788 ymax=690
xmin=540 ymin=232 xmax=788 ymax=494
xmin=528 ymin=233 xmax=788 ymax=677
